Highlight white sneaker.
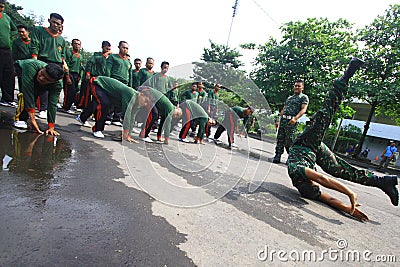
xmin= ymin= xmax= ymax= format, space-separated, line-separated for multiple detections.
xmin=37 ymin=110 xmax=47 ymax=119
xmin=179 ymin=138 xmax=190 ymax=143
xmin=169 ymin=132 xmax=176 ymax=136
xmin=2 ymin=154 xmax=13 ymax=170
xmin=131 ymin=128 xmax=140 ymax=134
xmin=93 ymin=131 xmax=104 ymax=138
xmin=230 ymin=143 xmax=239 ymax=148
xmin=75 ymin=116 xmax=92 ymax=128
xmin=57 ymin=103 xmax=62 ymax=108
xmin=105 ymin=120 xmax=111 ymax=125
xmin=66 ymin=110 xmax=75 ymax=114
xmin=112 ymin=121 xmax=123 ymax=127
xmin=13 ymin=120 xmax=28 ymax=129
xmin=142 ymin=137 xmax=153 ymax=143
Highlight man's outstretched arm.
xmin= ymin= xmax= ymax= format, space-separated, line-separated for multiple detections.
xmin=319 ymin=192 xmax=369 ymax=221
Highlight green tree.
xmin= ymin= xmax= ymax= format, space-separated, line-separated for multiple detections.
xmin=201 ymin=40 xmax=244 ymax=69
xmin=245 ymin=18 xmax=359 ymax=114
xmin=351 ymin=4 xmax=400 ymax=157
xmin=4 ymin=2 xmax=39 ymax=29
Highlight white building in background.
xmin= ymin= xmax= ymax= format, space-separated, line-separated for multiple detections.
xmin=341 ymin=119 xmax=400 ymax=167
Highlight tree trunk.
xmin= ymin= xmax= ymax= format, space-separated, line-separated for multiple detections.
xmin=331 ymin=117 xmax=343 ymax=152
xmin=353 ymin=101 xmax=376 ymax=158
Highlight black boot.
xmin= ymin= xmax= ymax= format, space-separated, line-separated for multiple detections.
xmin=366 ymin=175 xmax=399 ymax=206
xmin=338 ymin=57 xmax=365 ymax=85
xmin=272 ymin=155 xmax=281 ymax=164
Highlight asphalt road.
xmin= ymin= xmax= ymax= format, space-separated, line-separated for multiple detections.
xmin=0 ymin=106 xmax=399 ymax=266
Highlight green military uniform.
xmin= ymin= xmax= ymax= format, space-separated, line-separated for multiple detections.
xmin=213 ymin=106 xmax=249 ymax=146
xmin=138 ymin=68 xmax=155 ymax=86
xmin=63 ymin=49 xmax=83 ymax=110
xmin=86 ymin=52 xmax=108 ymax=77
xmin=166 ymin=87 xmax=179 ymax=106
xmin=146 ymin=73 xmax=173 ymax=95
xmin=65 ymin=49 xmax=82 ymax=74
xmin=275 ymin=92 xmax=309 ymax=159
xmin=12 ymin=37 xmax=31 ymax=90
xmin=30 ymin=26 xmax=66 ymax=64
xmin=79 ymin=76 xmax=139 ymax=133
xmin=197 ymin=89 xmax=207 ymax=105
xmin=147 ymin=88 xmax=175 ymax=139
xmin=16 ymin=59 xmax=63 ymax=126
xmin=30 ymin=26 xmax=66 ymax=112
xmin=12 ymin=38 xmax=31 ymax=61
xmin=105 ymin=54 xmax=132 ymax=86
xmin=180 ymin=89 xmax=198 ymax=102
xmin=131 ymin=69 xmax=140 ymax=89
xmin=287 ymin=79 xmax=372 ymax=200
xmin=207 ymin=89 xmax=219 ymax=113
xmin=0 ymin=10 xmax=17 ymax=103
xmin=179 ymin=100 xmax=209 ymax=140
xmin=94 ymin=76 xmax=136 ymax=116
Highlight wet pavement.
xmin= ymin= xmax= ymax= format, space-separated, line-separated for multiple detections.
xmin=0 ymin=110 xmax=195 ymax=266
xmin=0 ymin=106 xmax=399 ymax=266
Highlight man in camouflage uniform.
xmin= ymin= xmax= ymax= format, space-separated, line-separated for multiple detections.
xmin=273 ymin=79 xmax=308 ymax=163
xmin=287 ymin=57 xmax=398 ymax=221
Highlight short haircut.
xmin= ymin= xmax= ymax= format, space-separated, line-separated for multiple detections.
xmin=72 ymin=38 xmax=80 ymax=44
xmin=17 ymin=24 xmax=28 ymax=30
xmin=50 ymin=13 xmax=64 ymax=23
xmin=45 ymin=63 xmax=64 ymax=80
xmin=295 ymin=79 xmax=304 ymax=85
xmin=119 ymin=41 xmax=128 ymax=46
xmin=102 ymin=41 xmax=111 ymax=47
xmin=146 ymin=57 xmax=154 ymax=62
xmin=160 ymin=61 xmax=169 ymax=68
xmin=134 ymin=58 xmax=141 ymax=62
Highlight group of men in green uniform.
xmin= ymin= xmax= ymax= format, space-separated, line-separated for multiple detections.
xmin=2 ymin=2 xmax=398 ymax=221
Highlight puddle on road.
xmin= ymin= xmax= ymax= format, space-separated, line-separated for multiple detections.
xmin=0 ymin=111 xmax=72 ymax=194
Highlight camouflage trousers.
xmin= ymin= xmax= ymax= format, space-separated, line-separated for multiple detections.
xmin=275 ymin=119 xmax=298 ymax=156
xmin=287 ymin=79 xmax=372 ymax=199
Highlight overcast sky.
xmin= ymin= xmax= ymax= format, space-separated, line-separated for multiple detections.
xmin=11 ymin=0 xmax=398 ymax=72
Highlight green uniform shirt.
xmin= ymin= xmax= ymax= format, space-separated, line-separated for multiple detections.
xmin=184 ymin=100 xmax=209 ymax=140
xmin=30 ymin=26 xmax=66 ymax=63
xmin=0 ymin=12 xmax=17 ymax=49
xmin=148 ymin=73 xmax=173 ymax=94
xmin=12 ymin=38 xmax=31 ymax=61
xmin=131 ymin=69 xmax=140 ymax=89
xmin=65 ymin=49 xmax=82 ymax=73
xmin=94 ymin=76 xmax=136 ymax=115
xmin=138 ymin=68 xmax=155 ymax=86
xmin=180 ymin=90 xmax=198 ymax=102
xmin=149 ymin=88 xmax=175 ymax=137
xmin=207 ymin=89 xmax=219 ymax=106
xmin=197 ymin=90 xmax=207 ymax=105
xmin=185 ymin=100 xmax=208 ymax=119
xmin=283 ymin=93 xmax=309 ymax=116
xmin=16 ymin=59 xmax=63 ymax=124
xmin=149 ymin=88 xmax=175 ymax=118
xmin=105 ymin=54 xmax=132 ymax=86
xmin=166 ymin=88 xmax=179 ymax=104
xmin=86 ymin=52 xmax=108 ymax=77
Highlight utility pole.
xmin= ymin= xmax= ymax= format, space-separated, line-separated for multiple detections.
xmin=226 ymin=0 xmax=239 ymax=47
